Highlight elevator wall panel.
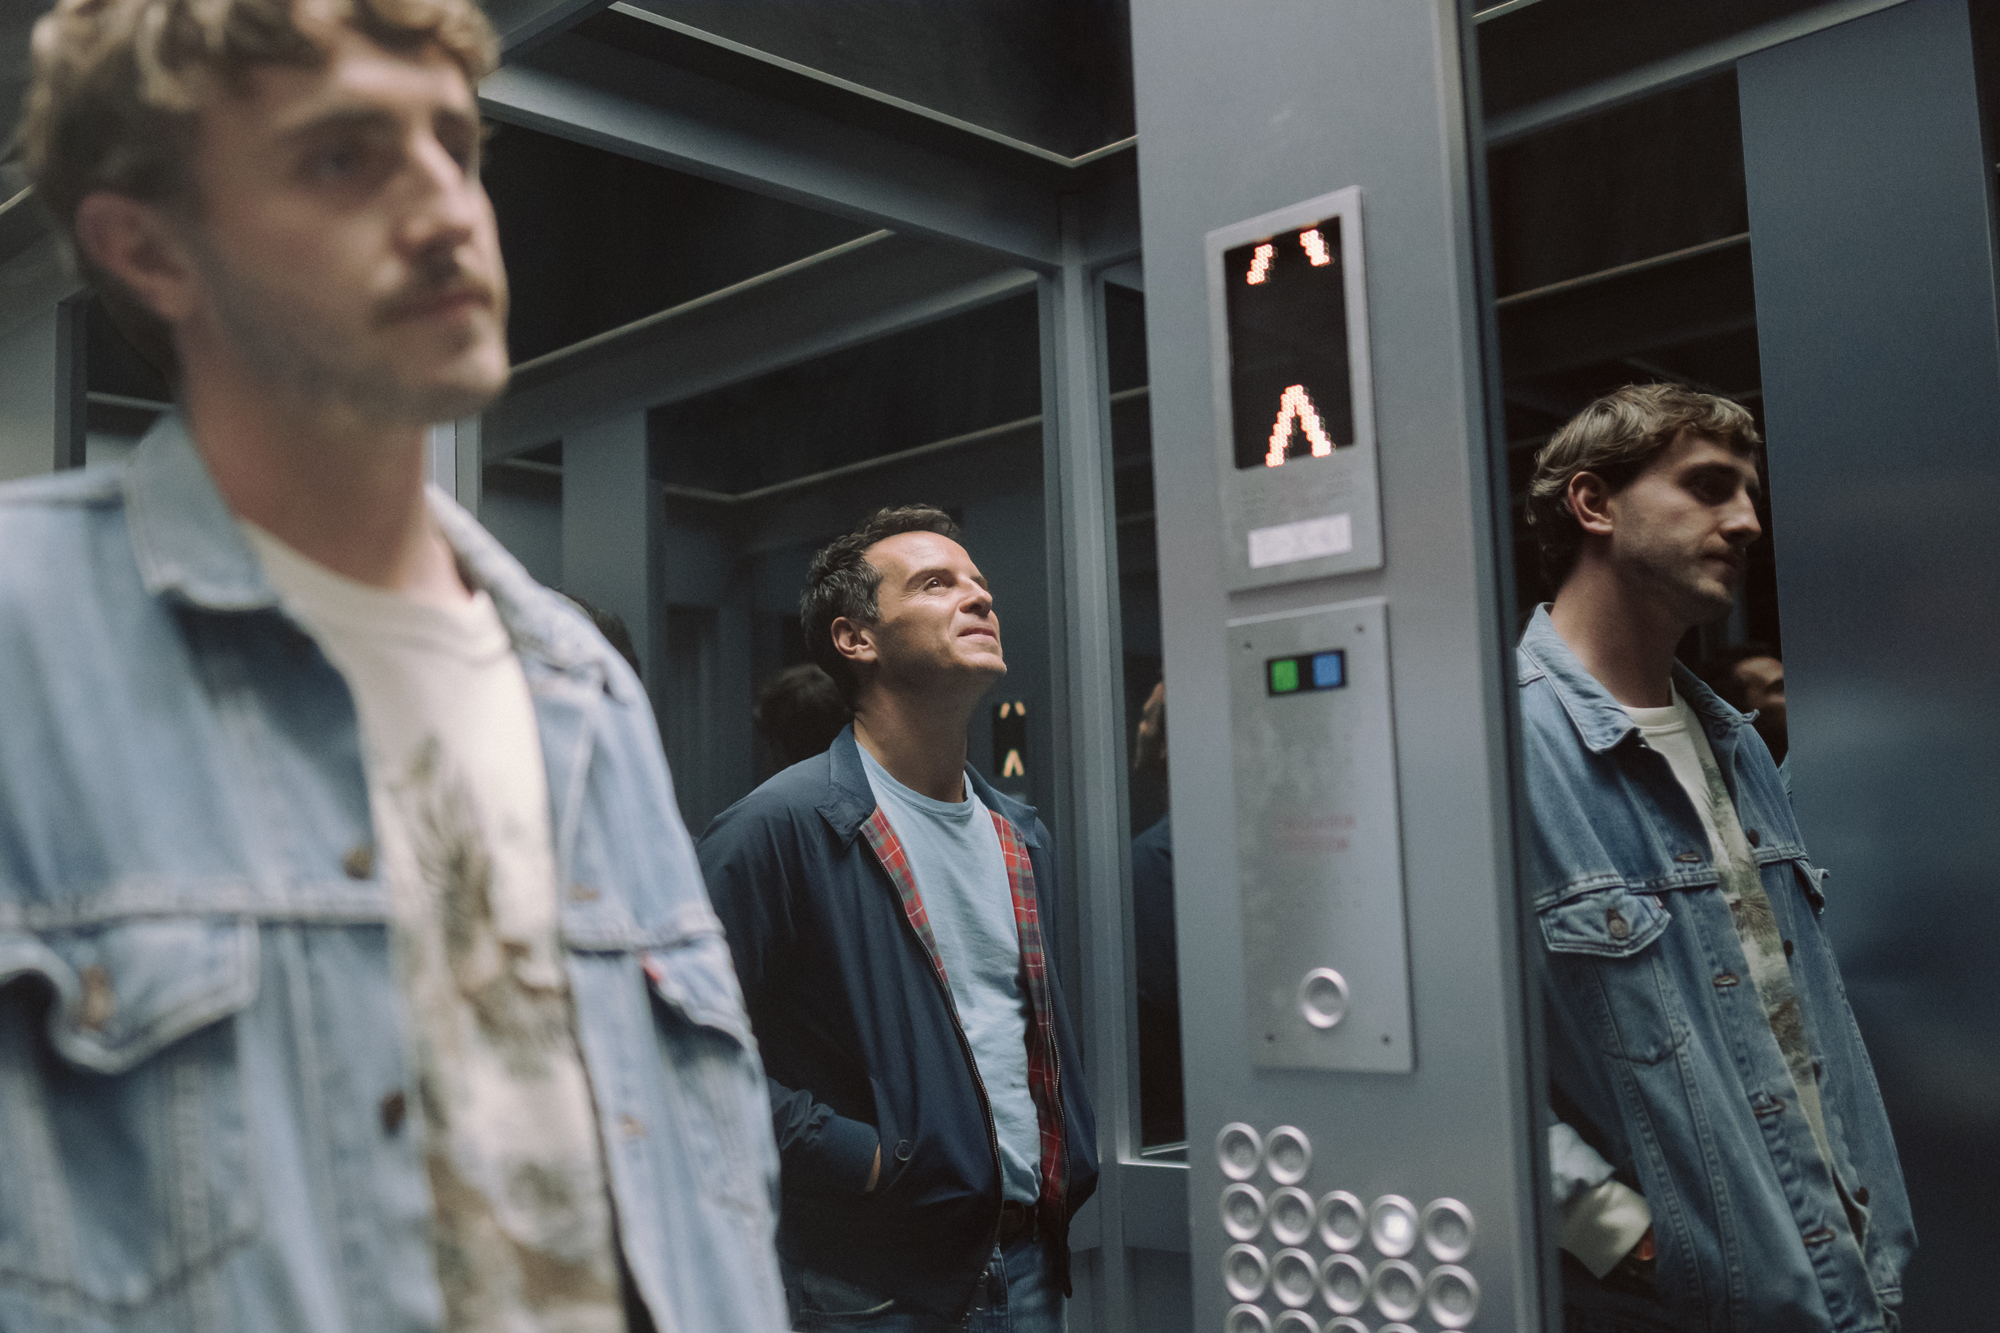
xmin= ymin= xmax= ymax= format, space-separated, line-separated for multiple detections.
xmin=1740 ymin=4 xmax=2000 ymax=1324
xmin=1129 ymin=1 xmax=1548 ymax=1329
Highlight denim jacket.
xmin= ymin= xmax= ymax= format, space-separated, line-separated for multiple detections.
xmin=0 ymin=416 xmax=788 ymax=1333
xmin=1518 ymin=607 xmax=1912 ymax=1332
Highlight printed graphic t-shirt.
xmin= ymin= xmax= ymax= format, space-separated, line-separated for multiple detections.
xmin=1627 ymin=691 xmax=1871 ymax=1263
xmin=243 ymin=523 xmax=626 ymax=1333
xmin=858 ymin=745 xmax=1042 ymax=1204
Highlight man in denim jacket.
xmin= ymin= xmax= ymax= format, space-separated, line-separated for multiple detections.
xmin=0 ymin=2 xmax=786 ymax=1330
xmin=1518 ymin=384 xmax=1911 ymax=1332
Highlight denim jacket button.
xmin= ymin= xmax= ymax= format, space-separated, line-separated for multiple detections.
xmin=1854 ymin=1186 xmax=1871 ymax=1205
xmin=1802 ymin=1226 xmax=1838 ymax=1246
xmin=894 ymin=1139 xmax=914 ymax=1163
xmin=1605 ymin=909 xmax=1631 ymax=940
xmin=1745 ymin=828 xmax=1761 ymax=847
xmin=1713 ymin=972 xmax=1741 ymax=988
xmin=342 ymin=843 xmax=374 ymax=879
xmin=1783 ymin=938 xmax=1794 ymax=958
xmin=1674 ymin=851 xmax=1703 ymax=863
xmin=379 ymin=1089 xmax=406 ymax=1135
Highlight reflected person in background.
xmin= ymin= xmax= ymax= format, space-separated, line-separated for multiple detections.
xmin=700 ymin=505 xmax=1098 ymax=1331
xmin=1701 ymin=643 xmax=1791 ymax=794
xmin=754 ymin=662 xmax=853 ymax=768
xmin=1520 ymin=384 xmax=1910 ymax=1332
xmin=1129 ymin=681 xmax=1185 ymax=1146
xmin=0 ymin=2 xmax=786 ymax=1329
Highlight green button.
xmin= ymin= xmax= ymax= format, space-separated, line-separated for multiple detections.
xmin=1269 ymin=658 xmax=1300 ymax=693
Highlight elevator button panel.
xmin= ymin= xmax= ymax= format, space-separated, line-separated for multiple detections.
xmin=1228 ymin=598 xmax=1411 ymax=1071
xmin=1214 ymin=1124 xmax=1480 ymax=1331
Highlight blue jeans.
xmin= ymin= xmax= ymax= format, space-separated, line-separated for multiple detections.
xmin=785 ymin=1236 xmax=1063 ymax=1333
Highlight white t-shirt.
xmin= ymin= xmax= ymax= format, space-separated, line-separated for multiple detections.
xmin=857 ymin=746 xmax=1041 ymax=1205
xmin=243 ymin=523 xmax=625 ymax=1333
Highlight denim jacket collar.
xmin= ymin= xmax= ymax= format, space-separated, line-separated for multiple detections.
xmin=121 ymin=412 xmax=634 ymax=702
xmin=1517 ymin=604 xmax=1749 ymax=754
xmin=817 ymin=725 xmax=1044 ymax=851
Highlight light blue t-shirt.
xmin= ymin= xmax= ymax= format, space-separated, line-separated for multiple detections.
xmin=859 ymin=745 xmax=1041 ymax=1204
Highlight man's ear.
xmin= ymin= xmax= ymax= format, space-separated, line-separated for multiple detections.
xmin=1565 ymin=470 xmax=1616 ymax=538
xmin=72 ymin=191 xmax=200 ymax=326
xmin=828 ymin=617 xmax=878 ymax=668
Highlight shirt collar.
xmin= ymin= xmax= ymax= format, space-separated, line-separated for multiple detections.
xmin=1517 ymin=604 xmax=1748 ymax=754
xmin=819 ymin=725 xmax=1044 ymax=849
xmin=121 ymin=410 xmax=628 ymax=692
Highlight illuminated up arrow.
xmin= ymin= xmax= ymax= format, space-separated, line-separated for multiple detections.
xmin=1265 ymin=384 xmax=1335 ymax=467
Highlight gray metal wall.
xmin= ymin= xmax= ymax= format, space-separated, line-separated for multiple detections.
xmin=1741 ymin=3 xmax=2000 ymax=1324
xmin=1129 ymin=1 xmax=1548 ymax=1329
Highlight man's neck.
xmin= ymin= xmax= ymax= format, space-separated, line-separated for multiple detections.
xmin=852 ymin=688 xmax=977 ymax=803
xmin=1547 ymin=561 xmax=1687 ymax=710
xmin=182 ymin=367 xmax=467 ymax=600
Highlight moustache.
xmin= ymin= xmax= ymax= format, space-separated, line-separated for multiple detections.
xmin=375 ymin=272 xmax=497 ymax=325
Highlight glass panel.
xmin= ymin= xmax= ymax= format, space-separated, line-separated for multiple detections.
xmin=1103 ymin=282 xmax=1185 ymax=1154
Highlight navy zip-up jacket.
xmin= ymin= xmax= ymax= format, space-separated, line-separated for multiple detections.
xmin=698 ymin=728 xmax=1099 ymax=1318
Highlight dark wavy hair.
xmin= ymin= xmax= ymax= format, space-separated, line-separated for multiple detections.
xmin=800 ymin=504 xmax=961 ymax=705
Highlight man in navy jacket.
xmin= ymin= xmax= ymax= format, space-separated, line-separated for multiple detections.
xmin=699 ymin=505 xmax=1098 ymax=1329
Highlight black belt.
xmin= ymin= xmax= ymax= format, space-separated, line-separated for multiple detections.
xmin=996 ymin=1200 xmax=1037 ymax=1247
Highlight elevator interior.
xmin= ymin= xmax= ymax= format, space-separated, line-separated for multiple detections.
xmin=1 ymin=1 xmax=1997 ymax=1329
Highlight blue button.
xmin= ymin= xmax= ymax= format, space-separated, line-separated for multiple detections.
xmin=1311 ymin=651 xmax=1345 ymax=689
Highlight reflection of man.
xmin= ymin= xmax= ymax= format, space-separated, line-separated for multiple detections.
xmin=753 ymin=662 xmax=852 ymax=768
xmin=1129 ymin=681 xmax=1184 ymax=1146
xmin=1700 ymin=644 xmax=1789 ymax=764
xmin=1519 ymin=385 xmax=1910 ymax=1331
xmin=0 ymin=2 xmax=784 ymax=1328
xmin=700 ymin=505 xmax=1097 ymax=1330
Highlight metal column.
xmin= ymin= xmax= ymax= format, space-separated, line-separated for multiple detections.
xmin=1129 ymin=1 xmax=1548 ymax=1330
xmin=562 ymin=412 xmax=655 ymax=692
xmin=1740 ymin=4 xmax=2000 ymax=1323
xmin=1040 ymin=194 xmax=1142 ymax=1332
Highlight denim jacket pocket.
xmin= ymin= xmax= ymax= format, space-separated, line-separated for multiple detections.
xmin=0 ymin=916 xmax=260 ymax=1312
xmin=1539 ymin=887 xmax=1688 ymax=1065
xmin=640 ymin=928 xmax=774 ymax=1202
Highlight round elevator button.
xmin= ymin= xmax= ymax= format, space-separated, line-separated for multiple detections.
xmin=1426 ymin=1264 xmax=1481 ymax=1328
xmin=1272 ymin=1311 xmax=1317 ymax=1333
xmin=1221 ymin=1183 xmax=1268 ymax=1241
xmin=1319 ymin=1253 xmax=1370 ymax=1314
xmin=1421 ymin=1197 xmax=1476 ymax=1262
xmin=1224 ymin=1304 xmax=1271 ymax=1333
xmin=1265 ymin=1126 xmax=1312 ymax=1184
xmin=1218 ymin=1123 xmax=1264 ymax=1181
xmin=1317 ymin=1190 xmax=1366 ymax=1252
xmin=1270 ymin=1249 xmax=1318 ymax=1308
xmin=1368 ymin=1195 xmax=1419 ymax=1257
xmin=1223 ymin=1244 xmax=1270 ymax=1303
xmin=1325 ymin=1320 xmax=1370 ymax=1333
xmin=1298 ymin=968 xmax=1350 ymax=1029
xmin=1370 ymin=1259 xmax=1423 ymax=1321
xmin=1267 ymin=1186 xmax=1315 ymax=1246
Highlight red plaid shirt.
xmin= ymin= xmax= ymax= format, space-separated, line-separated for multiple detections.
xmin=859 ymin=806 xmax=1068 ymax=1228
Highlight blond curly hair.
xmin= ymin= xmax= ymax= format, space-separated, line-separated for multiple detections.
xmin=16 ymin=0 xmax=497 ymax=374
xmin=1527 ymin=383 xmax=1762 ymax=585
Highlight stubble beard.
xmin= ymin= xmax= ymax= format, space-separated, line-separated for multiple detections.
xmin=196 ymin=241 xmax=507 ymax=430
xmin=1626 ymin=534 xmax=1739 ymax=631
